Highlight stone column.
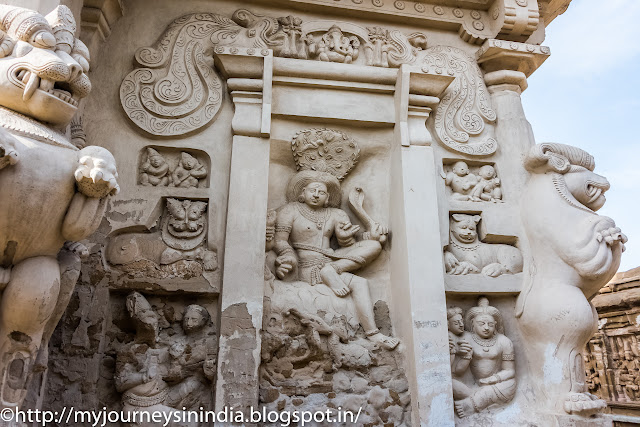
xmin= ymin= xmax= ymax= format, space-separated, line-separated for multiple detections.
xmin=213 ymin=49 xmax=273 ymax=418
xmin=476 ymin=39 xmax=550 ymax=189
xmin=390 ymin=65 xmax=456 ymax=426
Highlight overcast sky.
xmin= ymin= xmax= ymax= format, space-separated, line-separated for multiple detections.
xmin=521 ymin=0 xmax=640 ymax=273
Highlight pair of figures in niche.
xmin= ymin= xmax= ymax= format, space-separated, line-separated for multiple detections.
xmin=448 ymin=298 xmax=516 ymax=418
xmin=140 ymin=148 xmax=208 ymax=188
xmin=444 ymin=161 xmax=502 ymax=203
xmin=115 ymin=292 xmax=216 ymax=423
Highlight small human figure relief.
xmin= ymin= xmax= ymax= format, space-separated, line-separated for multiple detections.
xmin=106 ymin=199 xmax=218 ymax=287
xmin=306 ymin=25 xmax=360 ymax=64
xmin=470 ymin=165 xmax=502 ymax=202
xmin=443 ymin=161 xmax=502 ymax=202
xmin=114 ymin=293 xmax=216 ymax=425
xmin=449 ymin=298 xmax=516 ymax=418
xmin=140 ymin=148 xmax=170 ymax=187
xmin=170 ymin=152 xmax=208 ymax=188
xmin=518 ymin=143 xmax=626 ymax=417
xmin=0 ymin=5 xmax=118 ymax=409
xmin=616 ymin=341 xmax=640 ymax=402
xmin=444 ymin=214 xmax=522 ymax=277
xmin=260 ymin=129 xmax=410 ymax=425
xmin=139 ymin=148 xmax=208 ymax=188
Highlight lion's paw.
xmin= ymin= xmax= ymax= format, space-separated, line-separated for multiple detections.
xmin=74 ymin=146 xmax=120 ymax=198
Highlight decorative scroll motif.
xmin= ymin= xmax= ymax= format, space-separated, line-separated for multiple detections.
xmin=291 ymin=128 xmax=360 ymax=181
xmin=120 ymin=10 xmax=281 ymax=136
xmin=422 ymin=46 xmax=497 ymax=156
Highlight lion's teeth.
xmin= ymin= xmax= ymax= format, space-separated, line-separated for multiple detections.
xmin=23 ymin=73 xmax=40 ymax=101
xmin=21 ymin=71 xmax=31 ymax=83
xmin=17 ymin=70 xmax=26 ymax=80
xmin=40 ymin=79 xmax=54 ymax=91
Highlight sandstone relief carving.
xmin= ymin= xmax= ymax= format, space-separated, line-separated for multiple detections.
xmin=139 ymin=148 xmax=209 ymax=188
xmin=422 ymin=46 xmax=498 ymax=156
xmin=115 ymin=292 xmax=216 ymax=423
xmin=517 ymin=143 xmax=627 ymax=416
xmin=443 ymin=161 xmax=503 ymax=202
xmin=261 ymin=129 xmax=409 ymax=425
xmin=306 ymin=25 xmax=360 ymax=64
xmin=444 ymin=214 xmax=522 ymax=276
xmin=106 ymin=198 xmax=217 ymax=287
xmin=449 ymin=298 xmax=516 ymax=418
xmin=0 ymin=5 xmax=118 ymax=409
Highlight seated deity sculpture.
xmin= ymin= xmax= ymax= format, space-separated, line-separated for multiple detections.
xmin=444 ymin=214 xmax=523 ymax=277
xmin=274 ymin=169 xmax=397 ymax=350
xmin=470 ymin=165 xmax=502 ymax=202
xmin=306 ymin=25 xmax=360 ymax=64
xmin=140 ymin=148 xmax=170 ymax=186
xmin=451 ymin=298 xmax=516 ymax=418
xmin=0 ymin=5 xmax=119 ymax=408
xmin=171 ymin=152 xmax=207 ymax=188
xmin=444 ymin=161 xmax=478 ymax=201
xmin=115 ymin=292 xmax=199 ymax=426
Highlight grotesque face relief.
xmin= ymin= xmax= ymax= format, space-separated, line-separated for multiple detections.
xmin=0 ymin=6 xmax=91 ymax=126
xmin=448 ymin=314 xmax=464 ymax=336
xmin=182 ymin=305 xmax=208 ymax=334
xmin=563 ymin=166 xmax=610 ymax=212
xmin=450 ymin=214 xmax=479 ymax=244
xmin=452 ymin=161 xmax=469 ymax=177
xmin=301 ymin=182 xmax=329 ymax=209
xmin=162 ymin=198 xmax=208 ymax=251
xmin=473 ymin=314 xmax=496 ymax=339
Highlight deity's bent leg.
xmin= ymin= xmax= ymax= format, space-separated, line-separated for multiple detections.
xmin=455 ymin=379 xmax=516 ymax=418
xmin=331 ymin=240 xmax=382 ymax=273
xmin=0 ymin=256 xmax=61 ymax=408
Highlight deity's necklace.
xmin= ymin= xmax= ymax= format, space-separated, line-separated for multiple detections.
xmin=472 ymin=333 xmax=497 ymax=352
xmin=297 ymin=203 xmax=329 ymax=230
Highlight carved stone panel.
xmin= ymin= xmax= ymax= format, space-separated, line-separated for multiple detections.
xmin=139 ymin=147 xmax=210 ymax=188
xmin=443 ymin=160 xmax=503 ymax=202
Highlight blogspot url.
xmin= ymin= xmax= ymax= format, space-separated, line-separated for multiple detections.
xmin=0 ymin=406 xmax=362 ymax=426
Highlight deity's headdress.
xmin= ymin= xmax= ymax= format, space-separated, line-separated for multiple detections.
xmin=465 ymin=297 xmax=503 ymax=334
xmin=147 ymin=147 xmax=162 ymax=159
xmin=286 ymin=128 xmax=360 ymax=208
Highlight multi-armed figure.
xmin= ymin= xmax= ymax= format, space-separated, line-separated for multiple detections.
xmin=0 ymin=5 xmax=118 ymax=408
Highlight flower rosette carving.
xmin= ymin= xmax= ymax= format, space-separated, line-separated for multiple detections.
xmin=422 ymin=45 xmax=497 ymax=156
xmin=291 ymin=128 xmax=360 ymax=181
xmin=120 ymin=11 xmax=282 ymax=137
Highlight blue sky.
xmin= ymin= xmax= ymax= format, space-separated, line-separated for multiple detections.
xmin=521 ymin=0 xmax=640 ymax=273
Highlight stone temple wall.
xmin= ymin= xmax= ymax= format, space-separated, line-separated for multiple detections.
xmin=0 ymin=0 xmax=629 ymax=426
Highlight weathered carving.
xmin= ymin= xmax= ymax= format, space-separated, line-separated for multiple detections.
xmin=450 ymin=298 xmax=516 ymax=418
xmin=139 ymin=148 xmax=209 ymax=188
xmin=365 ymin=27 xmax=427 ymax=68
xmin=517 ymin=143 xmax=627 ymax=416
xmin=306 ymin=25 xmax=360 ymax=64
xmin=120 ymin=10 xmax=281 ymax=136
xmin=443 ymin=161 xmax=502 ymax=202
xmin=444 ymin=214 xmax=522 ymax=276
xmin=0 ymin=5 xmax=118 ymax=409
xmin=115 ymin=293 xmax=215 ymax=422
xmin=260 ymin=129 xmax=409 ymax=424
xmin=422 ymin=46 xmax=498 ymax=156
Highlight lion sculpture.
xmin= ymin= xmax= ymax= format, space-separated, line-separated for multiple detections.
xmin=517 ymin=143 xmax=626 ymax=417
xmin=0 ymin=5 xmax=118 ymax=408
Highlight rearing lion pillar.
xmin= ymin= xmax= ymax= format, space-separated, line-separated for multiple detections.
xmin=0 ymin=5 xmax=119 ymax=408
xmin=517 ymin=143 xmax=626 ymax=418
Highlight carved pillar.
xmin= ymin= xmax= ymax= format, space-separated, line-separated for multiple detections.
xmin=477 ymin=39 xmax=550 ymax=189
xmin=391 ymin=65 xmax=456 ymax=426
xmin=213 ymin=49 xmax=273 ymax=416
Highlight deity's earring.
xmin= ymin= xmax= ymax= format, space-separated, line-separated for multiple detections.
xmin=298 ymin=195 xmax=305 ymax=203
xmin=324 ymin=200 xmax=329 ymax=207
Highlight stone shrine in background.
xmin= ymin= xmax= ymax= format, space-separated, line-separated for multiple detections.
xmin=0 ymin=0 xmax=628 ymax=425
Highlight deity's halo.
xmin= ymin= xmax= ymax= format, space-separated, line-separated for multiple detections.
xmin=291 ymin=128 xmax=360 ymax=181
xmin=286 ymin=170 xmax=342 ymax=208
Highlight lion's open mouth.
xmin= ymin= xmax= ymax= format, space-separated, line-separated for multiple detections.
xmin=15 ymin=68 xmax=78 ymax=106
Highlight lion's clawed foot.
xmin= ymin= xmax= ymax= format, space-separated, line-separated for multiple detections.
xmin=63 ymin=241 xmax=89 ymax=259
xmin=563 ymin=392 xmax=606 ymax=416
xmin=596 ymin=227 xmax=628 ymax=252
xmin=0 ymin=143 xmax=18 ymax=170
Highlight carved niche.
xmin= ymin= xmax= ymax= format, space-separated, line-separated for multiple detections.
xmin=261 ymin=129 xmax=410 ymax=425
